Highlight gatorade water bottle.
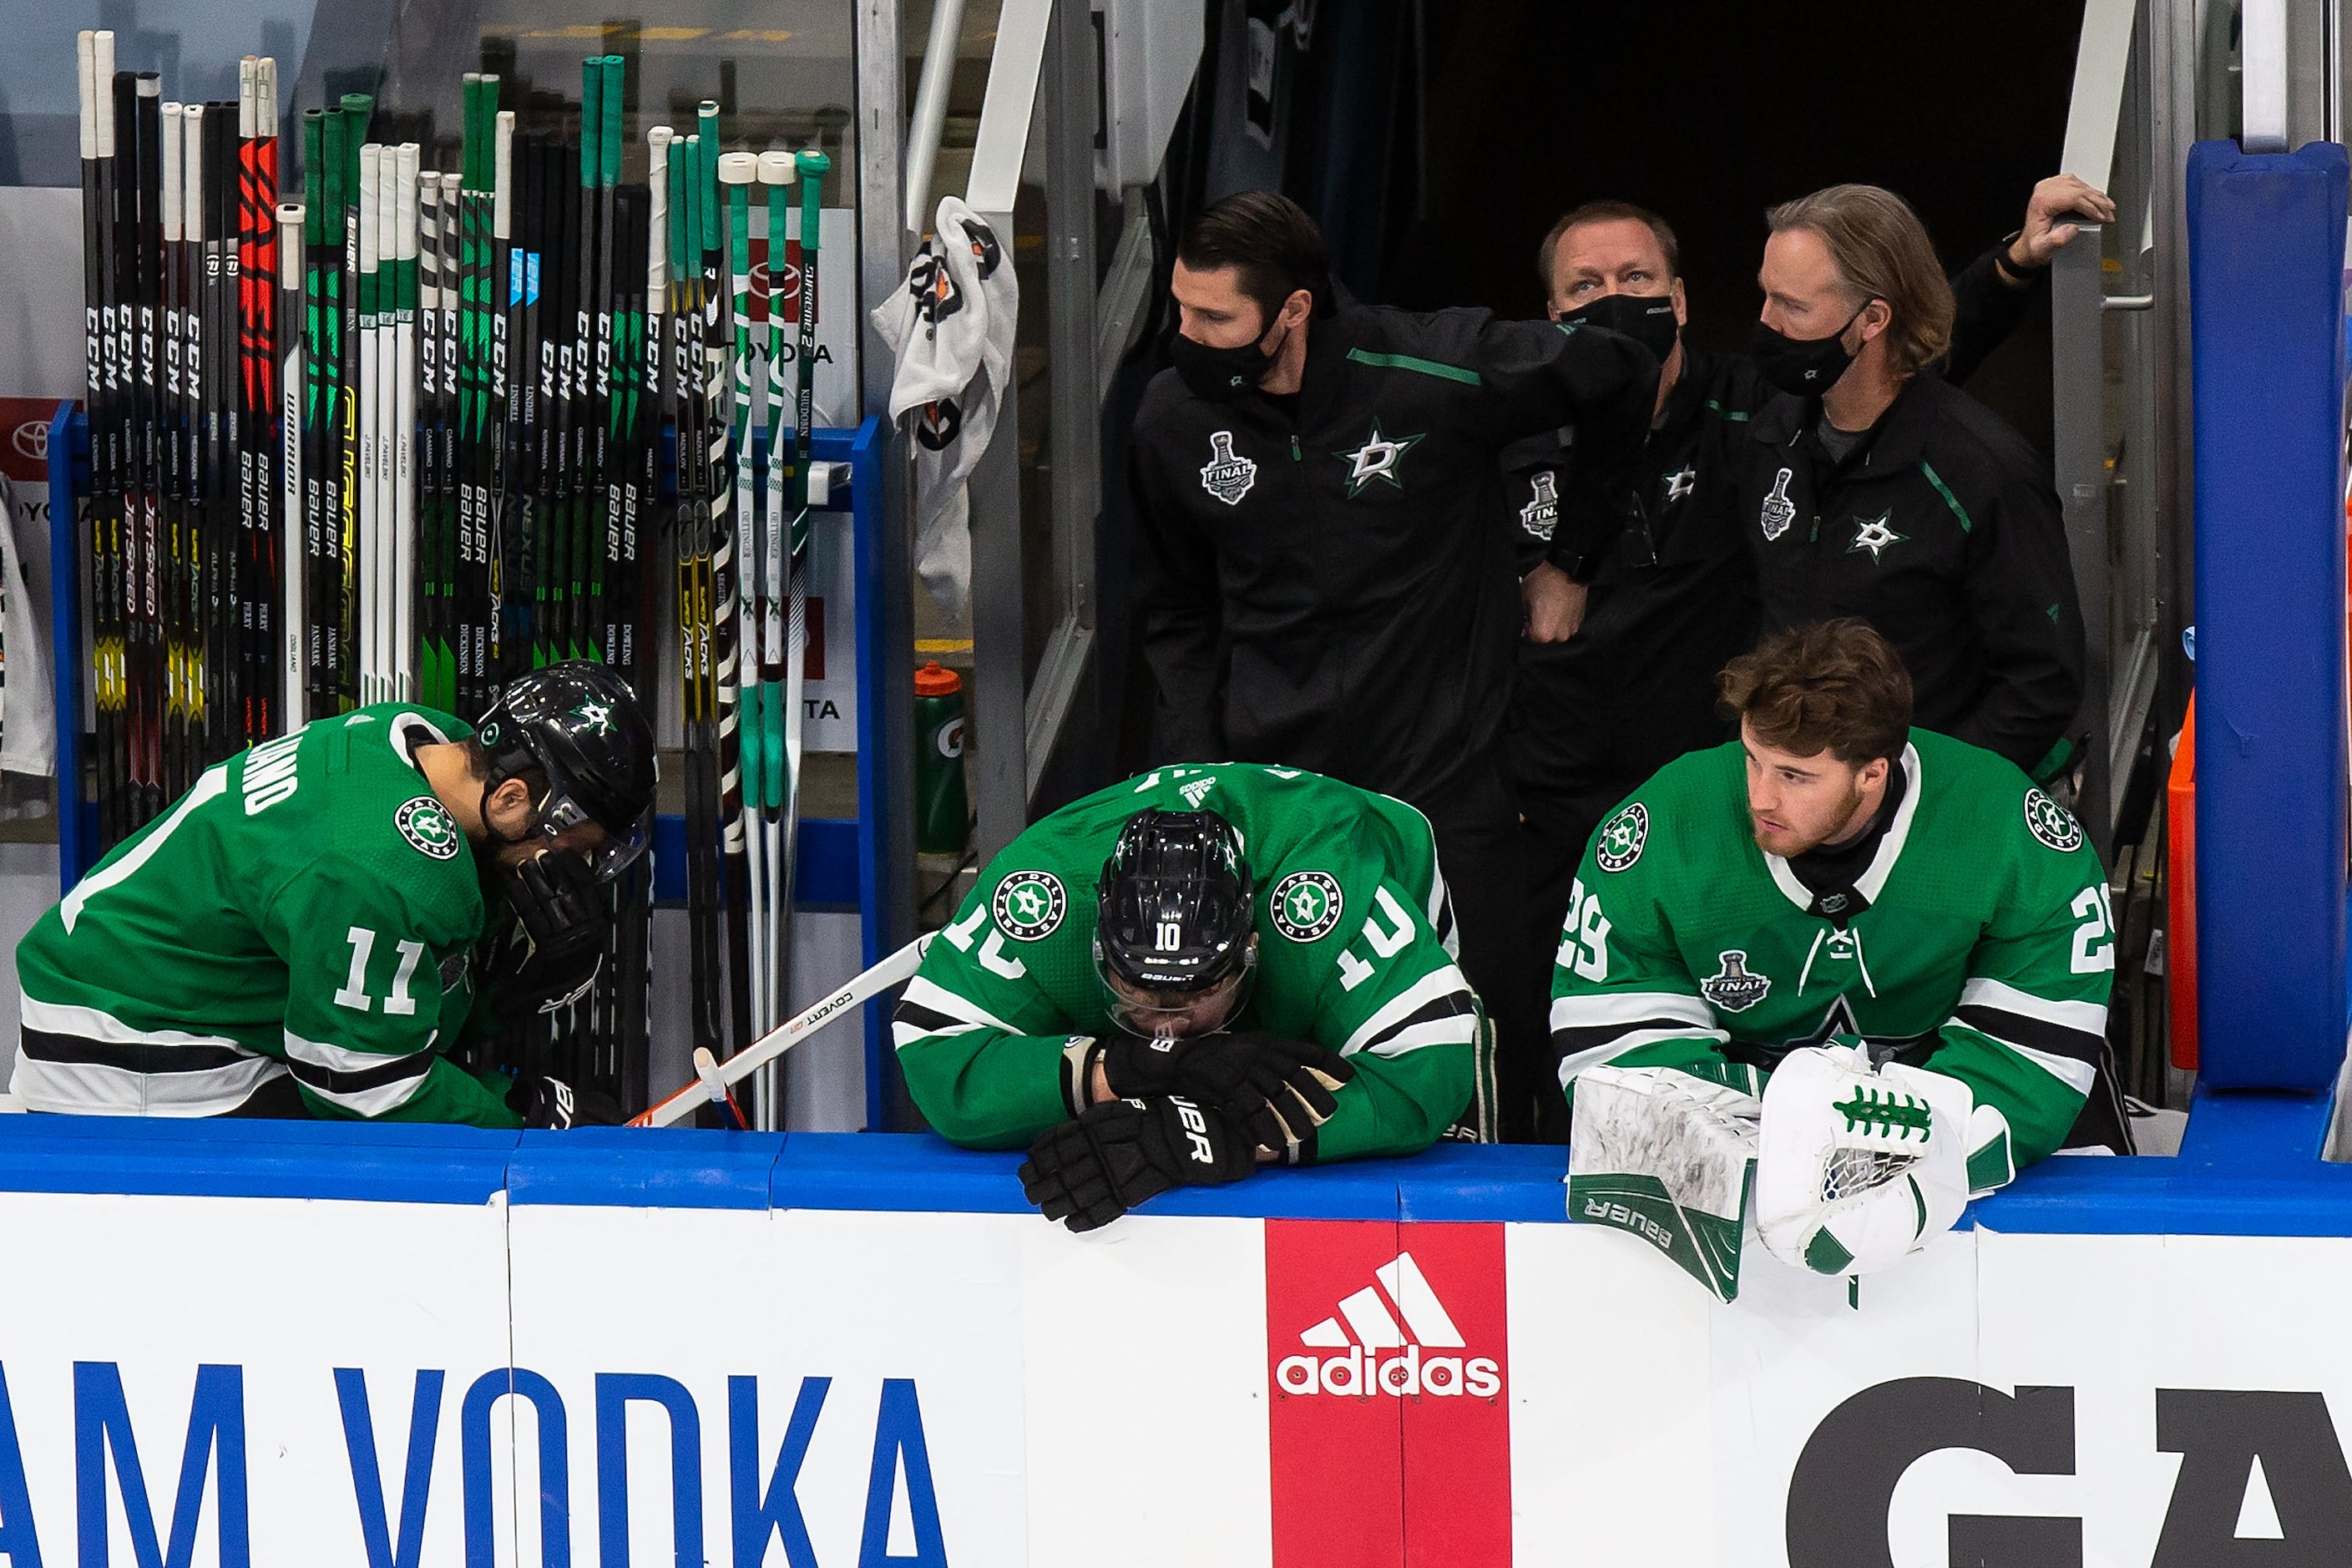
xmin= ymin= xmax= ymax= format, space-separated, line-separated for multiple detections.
xmin=914 ymin=662 xmax=970 ymax=853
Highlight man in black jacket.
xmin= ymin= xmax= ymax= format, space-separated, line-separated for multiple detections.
xmin=1503 ymin=180 xmax=2107 ymax=1136
xmin=1739 ymin=184 xmax=2086 ymax=775
xmin=1131 ymin=190 xmax=1657 ymax=1143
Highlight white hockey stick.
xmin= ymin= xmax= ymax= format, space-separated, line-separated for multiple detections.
xmin=630 ymin=934 xmax=930 ymax=1127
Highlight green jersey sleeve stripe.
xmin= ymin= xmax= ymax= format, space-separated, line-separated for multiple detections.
xmin=1363 ymin=1001 xmax=1481 ymax=1057
xmin=1959 ymin=1033 xmax=2099 ymax=1096
xmin=283 ymin=1029 xmax=436 ymax=1116
xmin=1342 ymin=967 xmax=1474 ymax=1055
xmin=281 ymin=1028 xmax=434 ymax=1076
xmin=1344 ymin=346 xmax=1484 ymax=385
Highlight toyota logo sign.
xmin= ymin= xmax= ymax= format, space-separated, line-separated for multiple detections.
xmin=11 ymin=421 xmax=48 ymax=465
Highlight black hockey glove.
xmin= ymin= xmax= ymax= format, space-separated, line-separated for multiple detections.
xmin=508 ymin=1074 xmax=624 ymax=1130
xmin=1019 ymin=1095 xmax=1257 ymax=1232
xmin=1098 ymin=1033 xmax=1354 ymax=1160
xmin=490 ymin=848 xmax=609 ymax=1018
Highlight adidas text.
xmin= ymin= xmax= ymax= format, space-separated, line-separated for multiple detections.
xmin=1276 ymin=1345 xmax=1502 ymax=1399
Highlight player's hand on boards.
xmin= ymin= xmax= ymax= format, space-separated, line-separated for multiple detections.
xmin=1099 ymin=1033 xmax=1354 ymax=1158
xmin=508 ymin=1074 xmax=624 ymax=1130
xmin=1019 ymin=1095 xmax=1257 ymax=1232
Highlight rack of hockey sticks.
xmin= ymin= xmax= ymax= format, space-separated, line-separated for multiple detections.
xmin=71 ymin=33 xmax=834 ymax=1124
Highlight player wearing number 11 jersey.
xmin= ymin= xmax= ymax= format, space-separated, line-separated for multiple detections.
xmin=13 ymin=664 xmax=656 ymax=1125
xmin=895 ymin=764 xmax=1485 ymax=1230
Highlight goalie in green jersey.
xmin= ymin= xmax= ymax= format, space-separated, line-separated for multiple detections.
xmin=1553 ymin=621 xmax=2117 ymax=1297
xmin=13 ymin=663 xmax=657 ymax=1127
xmin=893 ymin=764 xmax=1488 ymax=1231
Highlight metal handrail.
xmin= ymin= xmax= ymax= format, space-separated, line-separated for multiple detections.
xmin=903 ymin=0 xmax=969 ymax=235
xmin=2242 ymin=0 xmax=2289 ymax=152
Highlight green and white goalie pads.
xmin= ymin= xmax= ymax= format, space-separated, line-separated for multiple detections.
xmin=1753 ymin=1043 xmax=1973 ymax=1277
xmin=1568 ymin=1065 xmax=1760 ymax=1302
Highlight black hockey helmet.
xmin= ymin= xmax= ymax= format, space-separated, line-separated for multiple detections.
xmin=473 ymin=661 xmax=659 ymax=881
xmin=1094 ymin=807 xmax=1257 ymax=1007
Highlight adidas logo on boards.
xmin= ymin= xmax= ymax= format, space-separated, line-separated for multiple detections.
xmin=1274 ymin=1252 xmax=1502 ymax=1399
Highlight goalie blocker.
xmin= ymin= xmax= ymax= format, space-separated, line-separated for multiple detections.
xmin=1555 ymin=621 xmax=2114 ymax=1297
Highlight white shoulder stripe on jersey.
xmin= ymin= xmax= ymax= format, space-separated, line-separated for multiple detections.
xmin=20 ymin=993 xmax=245 ymax=1050
xmin=1342 ymin=965 xmax=1473 ymax=1056
xmin=1555 ymin=1025 xmax=1732 ymax=1087
xmin=1957 ymin=976 xmax=2109 ymax=1035
xmin=898 ymin=974 xmax=1019 ymax=1036
xmin=890 ymin=1019 xmax=988 ymax=1050
xmin=1548 ymin=990 xmax=1717 ymax=1031
xmin=1944 ymin=1029 xmax=2101 ymax=1096
xmin=281 ymin=1029 xmax=433 ymax=1116
xmin=59 ymin=769 xmax=230 ymax=935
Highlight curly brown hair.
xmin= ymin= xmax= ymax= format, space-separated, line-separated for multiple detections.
xmin=1718 ymin=620 xmax=1913 ymax=766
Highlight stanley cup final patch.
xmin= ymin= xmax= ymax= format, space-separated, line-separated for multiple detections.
xmin=1759 ymin=466 xmax=1797 ymax=542
xmin=1200 ymin=431 xmax=1258 ymax=505
xmin=1701 ymin=949 xmax=1771 ymax=1013
xmin=1518 ymin=469 xmax=1560 ymax=541
xmin=396 ymin=797 xmax=463 ymax=860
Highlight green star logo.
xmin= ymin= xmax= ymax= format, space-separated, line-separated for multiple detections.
xmin=1268 ymin=871 xmax=1344 ymax=942
xmin=1337 ymin=420 xmax=1425 ymax=498
xmin=396 ymin=796 xmax=463 ymax=861
xmin=1595 ymin=802 xmax=1649 ymax=873
xmin=574 ymin=699 xmax=615 ymax=736
xmin=991 ymin=870 xmax=1068 ymax=940
xmin=1848 ymin=509 xmax=1906 ymax=563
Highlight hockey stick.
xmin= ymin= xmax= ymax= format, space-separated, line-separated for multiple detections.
xmin=753 ymin=149 xmax=794 ymax=1066
xmin=767 ymin=147 xmax=831 ymax=1120
xmin=393 ymin=141 xmax=419 ymax=704
xmin=357 ymin=139 xmax=381 ymax=705
xmin=630 ymin=934 xmax=930 ymax=1128
xmin=716 ymin=150 xmax=756 ymax=1068
xmin=277 ymin=198 xmax=304 ymax=727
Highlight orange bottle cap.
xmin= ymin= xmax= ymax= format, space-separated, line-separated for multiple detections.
xmin=914 ymin=660 xmax=962 ymax=697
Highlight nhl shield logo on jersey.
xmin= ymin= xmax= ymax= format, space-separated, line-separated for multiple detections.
xmin=1759 ymin=467 xmax=1797 ymax=542
xmin=2023 ymin=788 xmax=2084 ymax=853
xmin=993 ymin=870 xmax=1067 ymax=941
xmin=1199 ymin=431 xmax=1258 ymax=506
xmin=1269 ymin=871 xmax=1344 ymax=943
xmin=1595 ymin=803 xmax=1648 ymax=873
xmin=396 ymin=797 xmax=463 ymax=861
xmin=1701 ymin=950 xmax=1772 ymax=1013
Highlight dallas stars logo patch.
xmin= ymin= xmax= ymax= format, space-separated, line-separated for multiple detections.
xmin=2023 ymin=789 xmax=2083 ymax=853
xmin=1662 ymin=464 xmax=1697 ymax=507
xmin=1701 ymin=950 xmax=1771 ymax=1013
xmin=1759 ymin=467 xmax=1797 ymax=542
xmin=992 ymin=870 xmax=1067 ymax=941
xmin=1595 ymin=802 xmax=1648 ymax=873
xmin=1848 ymin=509 xmax=1906 ymax=563
xmin=1338 ymin=420 xmax=1424 ymax=498
xmin=1519 ymin=470 xmax=1560 ymax=541
xmin=1268 ymin=871 xmax=1344 ymax=942
xmin=1199 ymin=431 xmax=1257 ymax=506
xmin=573 ymin=698 xmax=615 ymax=736
xmin=396 ymin=797 xmax=462 ymax=861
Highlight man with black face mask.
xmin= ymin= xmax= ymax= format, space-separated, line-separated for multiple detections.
xmin=1130 ymin=190 xmax=1657 ymax=1145
xmin=10 ymin=661 xmax=657 ymax=1126
xmin=1502 ymin=182 xmax=2106 ymax=1136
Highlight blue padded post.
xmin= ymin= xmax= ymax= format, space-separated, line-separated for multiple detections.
xmin=2188 ymin=139 xmax=2351 ymax=1090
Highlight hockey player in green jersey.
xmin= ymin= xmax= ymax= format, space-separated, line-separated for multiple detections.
xmin=1553 ymin=621 xmax=2113 ymax=1294
xmin=893 ymin=764 xmax=1485 ymax=1231
xmin=13 ymin=663 xmax=657 ymax=1126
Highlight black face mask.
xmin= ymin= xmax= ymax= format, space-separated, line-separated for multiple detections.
xmin=1749 ymin=301 xmax=1873 ymax=397
xmin=1171 ymin=319 xmax=1285 ymax=402
xmin=1560 ymin=291 xmax=1680 ymax=365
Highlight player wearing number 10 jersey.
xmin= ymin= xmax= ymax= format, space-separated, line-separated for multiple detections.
xmin=13 ymin=664 xmax=657 ymax=1125
xmin=895 ymin=764 xmax=1485 ymax=1230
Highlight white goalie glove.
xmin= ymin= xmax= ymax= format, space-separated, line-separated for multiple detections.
xmin=1753 ymin=1042 xmax=1974 ymax=1277
xmin=1569 ymin=1064 xmax=1762 ymax=1302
